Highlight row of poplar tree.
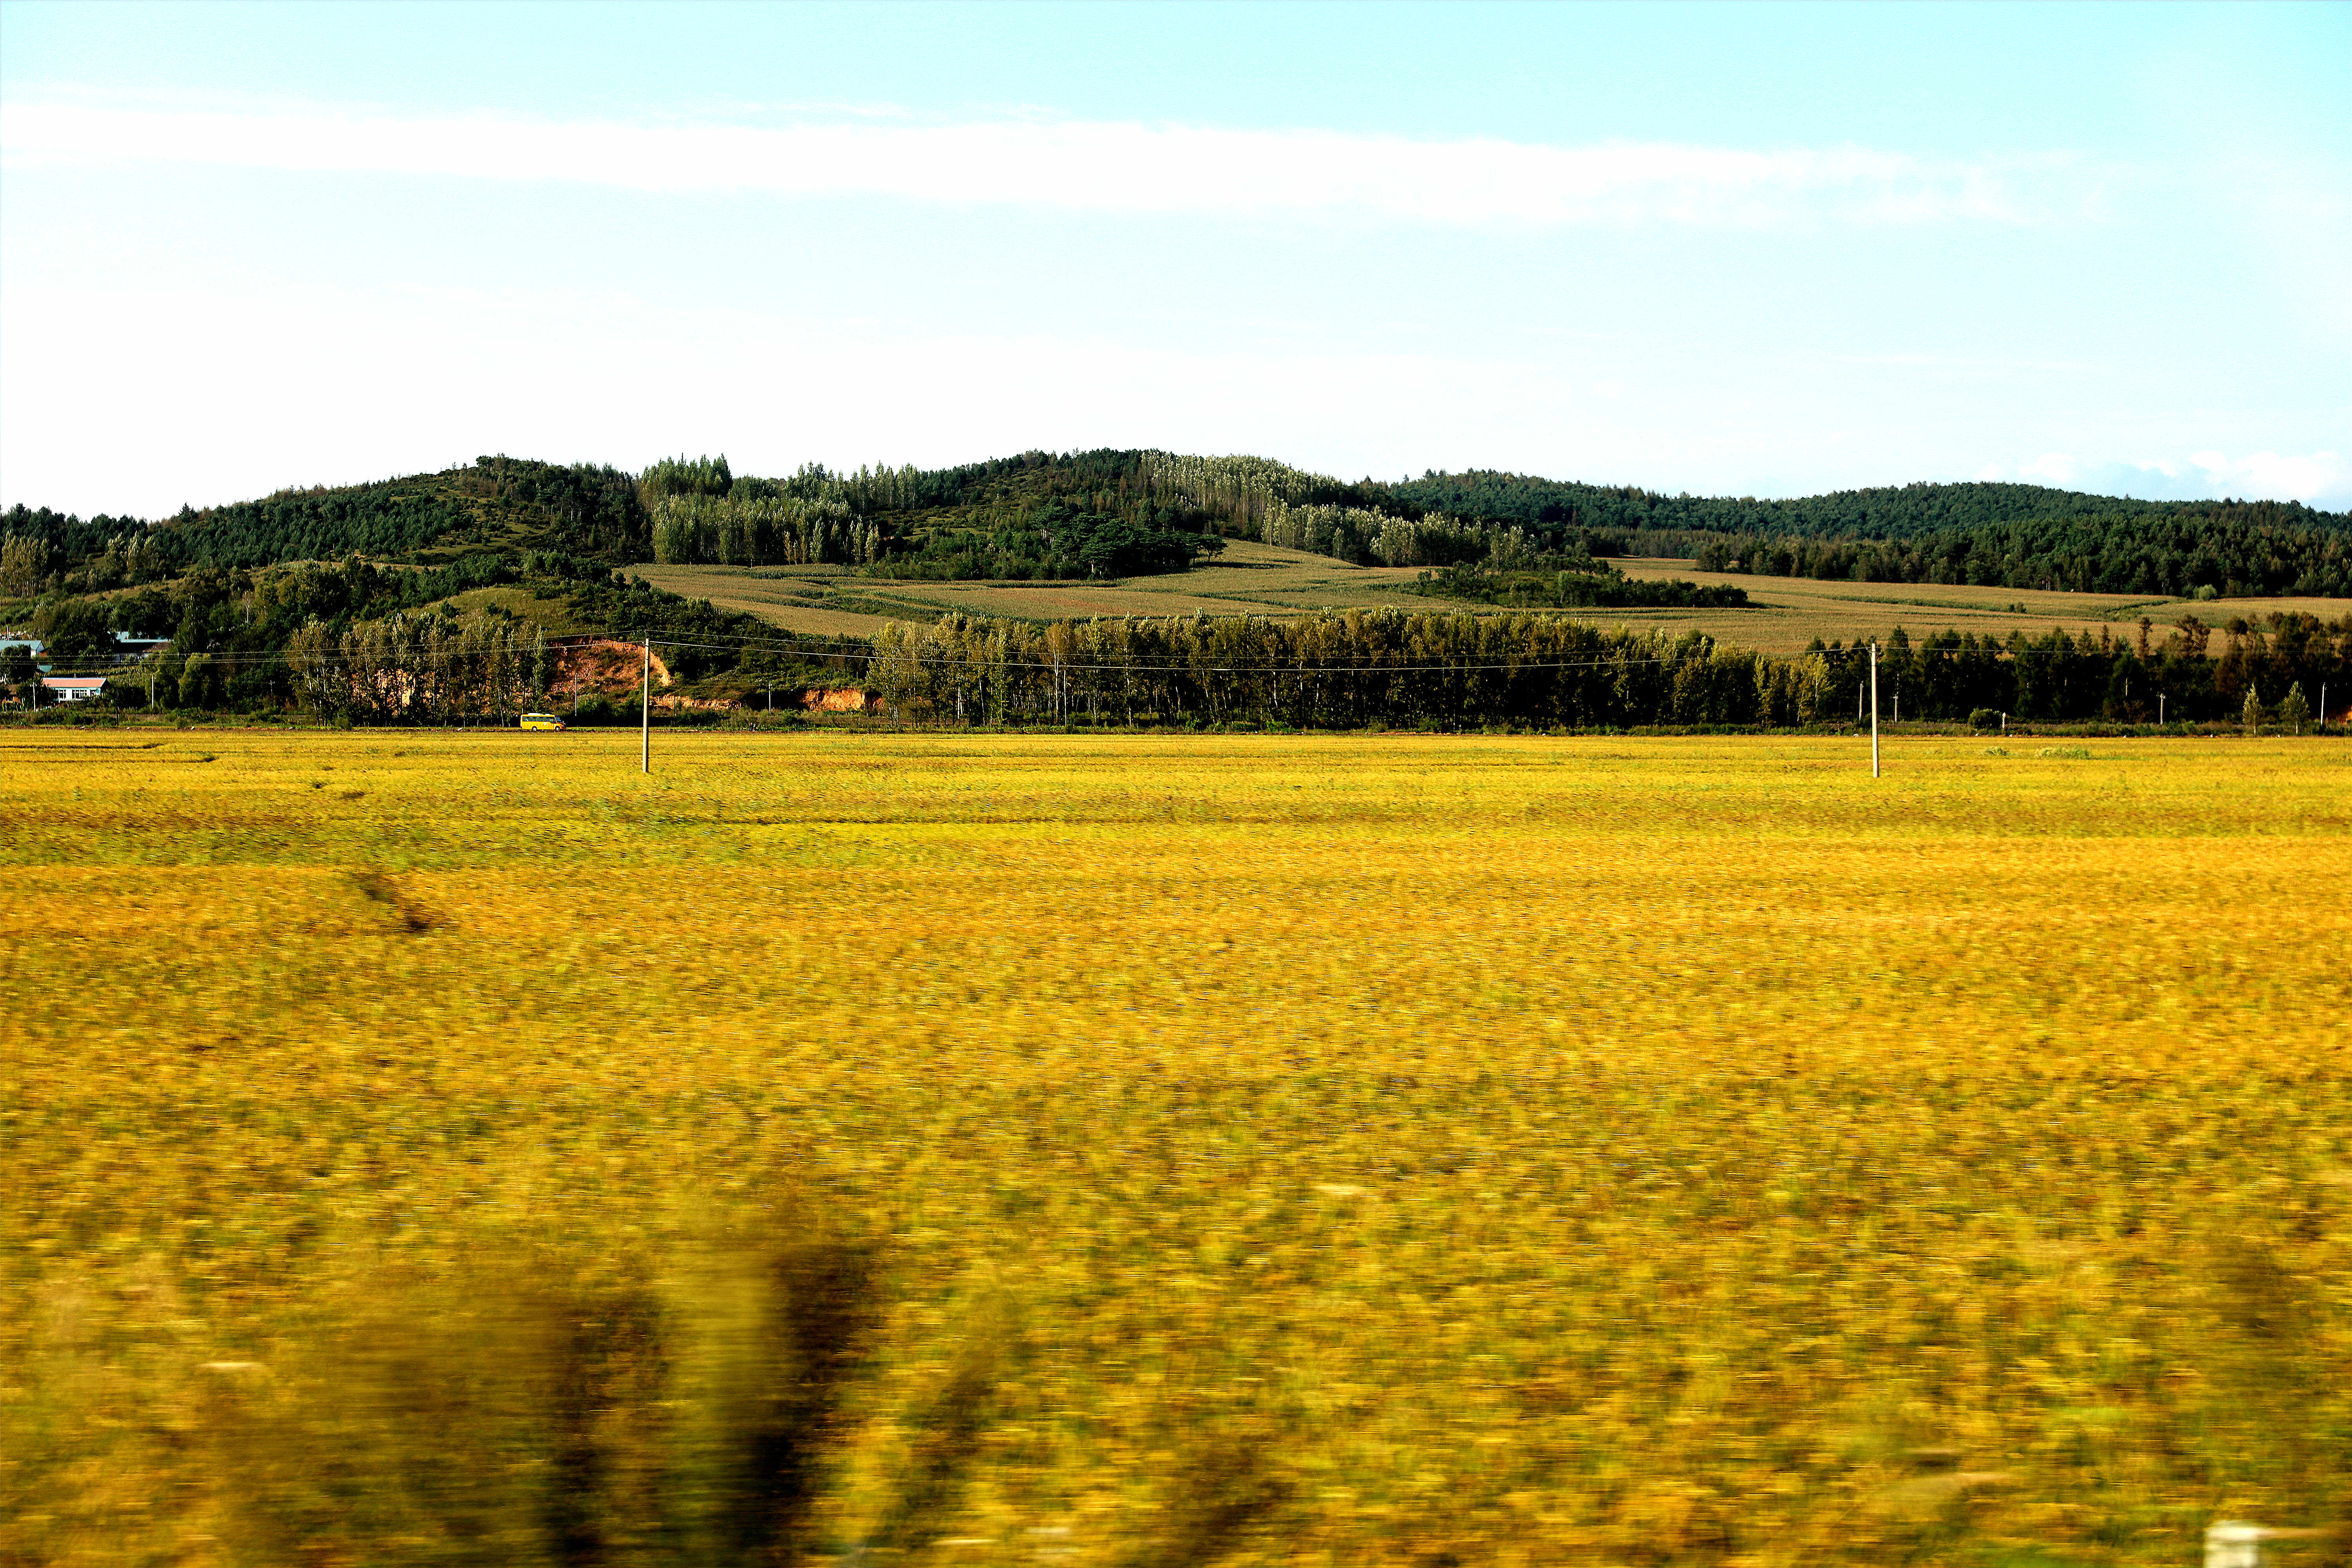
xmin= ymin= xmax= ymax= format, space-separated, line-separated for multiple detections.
xmin=856 ymin=609 xmax=2346 ymax=730
xmin=95 ymin=605 xmax=2350 ymax=728
xmin=284 ymin=612 xmax=554 ymax=724
xmin=866 ymin=610 xmax=1879 ymax=730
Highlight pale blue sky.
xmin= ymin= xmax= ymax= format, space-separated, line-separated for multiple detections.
xmin=3 ymin=1 xmax=2346 ymax=517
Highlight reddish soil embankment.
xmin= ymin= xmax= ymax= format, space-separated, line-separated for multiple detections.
xmin=549 ymin=639 xmax=875 ymax=713
xmin=551 ymin=638 xmax=669 ymax=699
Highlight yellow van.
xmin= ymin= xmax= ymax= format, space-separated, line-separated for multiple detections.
xmin=519 ymin=712 xmax=566 ymax=731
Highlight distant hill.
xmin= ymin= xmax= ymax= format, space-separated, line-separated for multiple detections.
xmin=0 ymin=455 xmax=646 ymax=583
xmin=1368 ymin=470 xmax=2352 ymax=597
xmin=1375 ymin=470 xmax=2345 ymax=542
xmin=6 ymin=446 xmax=2347 ymax=731
xmin=5 ymin=447 xmax=2347 ymax=599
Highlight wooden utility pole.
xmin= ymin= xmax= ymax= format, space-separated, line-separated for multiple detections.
xmin=641 ymin=635 xmax=651 ymax=774
xmin=1870 ymin=642 xmax=1880 ymax=779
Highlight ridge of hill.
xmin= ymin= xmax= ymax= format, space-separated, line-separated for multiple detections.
xmin=1379 ymin=470 xmax=2346 ymax=542
xmin=1381 ymin=470 xmax=2352 ymax=598
xmin=0 ymin=456 xmax=649 ymax=581
xmin=5 ymin=448 xmax=2348 ymax=601
xmin=4 ymin=443 xmax=2347 ymax=730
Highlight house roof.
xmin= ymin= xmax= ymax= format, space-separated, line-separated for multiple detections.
xmin=40 ymin=677 xmax=107 ymax=690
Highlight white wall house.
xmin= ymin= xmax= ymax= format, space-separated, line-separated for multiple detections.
xmin=39 ymin=677 xmax=107 ymax=702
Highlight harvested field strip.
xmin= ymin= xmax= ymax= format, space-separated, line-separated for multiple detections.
xmin=638 ymin=547 xmax=2349 ymax=656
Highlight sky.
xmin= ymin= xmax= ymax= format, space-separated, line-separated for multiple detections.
xmin=2 ymin=1 xmax=2347 ymax=518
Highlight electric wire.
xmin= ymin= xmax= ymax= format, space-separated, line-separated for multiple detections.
xmin=19 ymin=635 xmax=1886 ymax=680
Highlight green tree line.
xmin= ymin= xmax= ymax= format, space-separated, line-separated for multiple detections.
xmin=1801 ymin=613 xmax=2347 ymax=726
xmin=651 ymin=494 xmax=884 ymax=567
xmin=867 ymin=501 xmax=1223 ymax=581
xmin=283 ymin=611 xmax=551 ymax=725
xmin=1407 ymin=563 xmax=1751 ymax=611
xmin=852 ymin=608 xmax=2347 ymax=730
xmin=1379 ymin=470 xmax=2348 ymax=550
xmin=1691 ymin=510 xmax=2352 ymax=597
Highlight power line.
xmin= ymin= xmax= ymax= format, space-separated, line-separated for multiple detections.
xmin=22 ymin=635 xmax=1886 ymax=681
xmin=15 ymin=607 xmax=1922 ymax=686
xmin=624 ymin=632 xmax=1880 ymax=678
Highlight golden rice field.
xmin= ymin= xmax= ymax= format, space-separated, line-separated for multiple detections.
xmin=3 ymin=729 xmax=2348 ymax=1568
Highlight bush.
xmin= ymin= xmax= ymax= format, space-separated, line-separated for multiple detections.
xmin=1969 ymin=708 xmax=2002 ymax=730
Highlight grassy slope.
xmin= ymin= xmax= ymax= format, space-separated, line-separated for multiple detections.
xmin=634 ymin=539 xmax=1462 ymax=637
xmin=1605 ymin=563 xmax=2352 ymax=652
xmin=419 ymin=585 xmax=604 ymax=636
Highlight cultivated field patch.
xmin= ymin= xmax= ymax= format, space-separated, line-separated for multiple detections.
xmin=637 ymin=544 xmax=2342 ymax=656
xmin=4 ymin=733 xmax=2347 ymax=1566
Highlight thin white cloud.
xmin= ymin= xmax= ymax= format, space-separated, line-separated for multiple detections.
xmin=9 ymin=271 xmax=2337 ymax=516
xmin=2189 ymin=449 xmax=2352 ymax=506
xmin=0 ymin=99 xmax=2045 ymax=227
xmin=0 ymin=278 xmax=1757 ymax=515
xmin=1980 ymin=450 xmax=2352 ymax=509
xmin=1829 ymin=352 xmax=2094 ymax=374
xmin=2013 ymin=452 xmax=2085 ymax=486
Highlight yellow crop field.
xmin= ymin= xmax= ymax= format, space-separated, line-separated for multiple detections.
xmin=3 ymin=731 xmax=2347 ymax=1567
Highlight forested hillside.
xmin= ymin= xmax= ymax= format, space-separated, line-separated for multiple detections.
xmin=5 ymin=446 xmax=2350 ymax=728
xmin=1377 ymin=469 xmax=2343 ymax=542
xmin=1370 ymin=471 xmax=2351 ymax=596
xmin=8 ymin=447 xmax=2345 ymax=596
xmin=1689 ymin=510 xmax=2352 ymax=597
